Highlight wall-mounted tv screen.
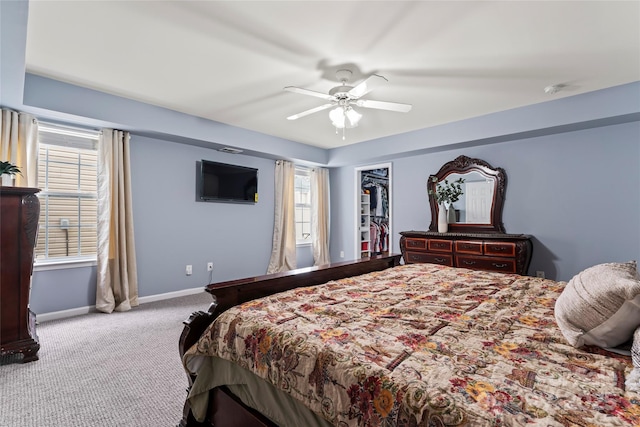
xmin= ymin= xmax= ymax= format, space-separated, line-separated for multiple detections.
xmin=197 ymin=160 xmax=258 ymax=204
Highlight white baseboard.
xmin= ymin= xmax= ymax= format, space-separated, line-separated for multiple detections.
xmin=137 ymin=287 xmax=205 ymax=304
xmin=37 ymin=306 xmax=97 ymax=323
xmin=37 ymin=286 xmax=206 ymax=323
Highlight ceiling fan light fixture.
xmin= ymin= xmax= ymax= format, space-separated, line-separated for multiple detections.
xmin=329 ymin=106 xmax=346 ymax=128
xmin=345 ymin=107 xmax=362 ymax=127
xmin=329 ymin=106 xmax=361 ymax=129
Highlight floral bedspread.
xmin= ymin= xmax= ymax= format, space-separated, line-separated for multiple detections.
xmin=184 ymin=264 xmax=639 ymax=426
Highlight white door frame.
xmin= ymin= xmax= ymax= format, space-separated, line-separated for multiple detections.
xmin=354 ymin=162 xmax=392 ymax=259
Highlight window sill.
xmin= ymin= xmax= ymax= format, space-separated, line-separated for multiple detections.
xmin=33 ymin=257 xmax=97 ymax=272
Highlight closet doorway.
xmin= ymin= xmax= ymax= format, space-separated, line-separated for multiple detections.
xmin=355 ymin=163 xmax=392 ymax=259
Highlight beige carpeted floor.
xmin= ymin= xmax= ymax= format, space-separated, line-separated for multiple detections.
xmin=0 ymin=292 xmax=213 ymax=427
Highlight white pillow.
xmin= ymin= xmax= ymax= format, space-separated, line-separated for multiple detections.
xmin=626 ymin=325 xmax=640 ymax=392
xmin=555 ymin=261 xmax=640 ymax=348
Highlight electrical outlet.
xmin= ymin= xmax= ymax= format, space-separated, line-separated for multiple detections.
xmin=207 ymin=262 xmax=213 ymax=271
xmin=536 ymin=270 xmax=545 ymax=279
xmin=186 ymin=265 xmax=192 ymax=276
xmin=340 ymin=251 xmax=345 ymax=258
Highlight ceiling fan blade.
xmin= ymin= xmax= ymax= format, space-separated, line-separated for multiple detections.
xmin=348 ymin=74 xmax=388 ymax=98
xmin=284 ymin=86 xmax=334 ymax=101
xmin=286 ymin=103 xmax=335 ymax=120
xmin=355 ymin=99 xmax=412 ymax=113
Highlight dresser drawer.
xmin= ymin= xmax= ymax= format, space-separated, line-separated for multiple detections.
xmin=484 ymin=242 xmax=516 ymax=257
xmin=399 ymin=231 xmax=532 ymax=275
xmin=456 ymin=256 xmax=516 ymax=273
xmin=404 ymin=238 xmax=427 ymax=250
xmin=455 ymin=240 xmax=483 ymax=254
xmin=427 ymin=239 xmax=453 ymax=252
xmin=405 ymin=251 xmax=453 ymax=266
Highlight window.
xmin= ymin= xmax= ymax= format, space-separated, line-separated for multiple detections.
xmin=294 ymin=167 xmax=311 ymax=244
xmin=35 ymin=123 xmax=100 ymax=264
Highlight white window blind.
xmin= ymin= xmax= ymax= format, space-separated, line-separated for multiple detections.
xmin=35 ymin=123 xmax=100 ymax=263
xmin=294 ymin=166 xmax=312 ymax=244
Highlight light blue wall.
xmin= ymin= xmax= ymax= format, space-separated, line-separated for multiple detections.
xmin=30 ymin=136 xmax=319 ymax=314
xmin=329 ymin=121 xmax=640 ymax=282
xmin=29 ymin=108 xmax=640 ymax=314
xmin=30 ymin=267 xmax=97 ymax=314
xmin=129 ymin=137 xmax=276 ymax=295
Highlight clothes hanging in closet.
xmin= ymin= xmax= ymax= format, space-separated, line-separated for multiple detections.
xmin=362 ymin=182 xmax=388 ymax=218
xmin=369 ymin=219 xmax=389 ymax=255
xmin=362 ymin=171 xmax=390 ymax=254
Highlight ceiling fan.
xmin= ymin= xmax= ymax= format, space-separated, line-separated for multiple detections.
xmin=285 ymin=69 xmax=412 ymax=139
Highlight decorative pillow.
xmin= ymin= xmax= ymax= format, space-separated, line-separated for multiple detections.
xmin=625 ymin=325 xmax=640 ymax=392
xmin=634 ymin=327 xmax=640 ymax=366
xmin=554 ymin=261 xmax=640 ymax=348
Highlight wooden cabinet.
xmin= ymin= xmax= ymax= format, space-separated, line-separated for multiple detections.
xmin=1 ymin=186 xmax=41 ymax=363
xmin=400 ymin=231 xmax=532 ymax=275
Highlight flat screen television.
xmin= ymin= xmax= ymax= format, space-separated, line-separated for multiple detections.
xmin=197 ymin=160 xmax=258 ymax=204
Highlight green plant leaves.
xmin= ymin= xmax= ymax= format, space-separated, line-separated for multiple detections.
xmin=0 ymin=161 xmax=22 ymax=176
xmin=430 ymin=177 xmax=465 ymax=205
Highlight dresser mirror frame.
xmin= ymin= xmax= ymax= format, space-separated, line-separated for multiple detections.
xmin=428 ymin=155 xmax=506 ymax=234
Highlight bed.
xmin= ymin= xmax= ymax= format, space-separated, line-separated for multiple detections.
xmin=178 ymin=254 xmax=640 ymax=427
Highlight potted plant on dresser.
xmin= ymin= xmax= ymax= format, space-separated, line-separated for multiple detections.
xmin=428 ymin=176 xmax=464 ymax=233
xmin=0 ymin=161 xmax=22 ymax=186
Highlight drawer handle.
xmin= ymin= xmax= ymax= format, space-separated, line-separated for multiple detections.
xmin=410 ymin=255 xmax=420 ymax=261
xmin=435 ymin=258 xmax=447 ymax=263
xmin=462 ymin=260 xmax=476 ymax=265
xmin=409 ymin=241 xmax=419 ymax=247
xmin=461 ymin=245 xmax=473 ymax=249
xmin=491 ymin=246 xmax=507 ymax=251
xmin=492 ymin=263 xmax=508 ymax=268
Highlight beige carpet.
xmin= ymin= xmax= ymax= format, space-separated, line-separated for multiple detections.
xmin=0 ymin=292 xmax=213 ymax=427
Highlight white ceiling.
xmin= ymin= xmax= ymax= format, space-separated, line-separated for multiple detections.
xmin=24 ymin=1 xmax=640 ymax=150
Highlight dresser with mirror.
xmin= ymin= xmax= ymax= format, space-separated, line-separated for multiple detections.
xmin=400 ymin=155 xmax=533 ymax=275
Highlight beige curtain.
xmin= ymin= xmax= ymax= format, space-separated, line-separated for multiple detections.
xmin=0 ymin=109 xmax=38 ymax=187
xmin=96 ymin=129 xmax=139 ymax=313
xmin=267 ymin=160 xmax=297 ymax=274
xmin=311 ymin=167 xmax=330 ymax=266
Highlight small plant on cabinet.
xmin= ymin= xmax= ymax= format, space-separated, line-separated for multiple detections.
xmin=428 ymin=176 xmax=465 ymax=206
xmin=0 ymin=161 xmax=21 ymax=177
xmin=0 ymin=161 xmax=22 ymax=186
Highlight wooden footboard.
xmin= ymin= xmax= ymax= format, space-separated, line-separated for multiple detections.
xmin=178 ymin=254 xmax=401 ymax=427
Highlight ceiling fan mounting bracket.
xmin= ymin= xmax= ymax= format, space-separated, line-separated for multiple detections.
xmin=335 ymin=69 xmax=353 ymax=83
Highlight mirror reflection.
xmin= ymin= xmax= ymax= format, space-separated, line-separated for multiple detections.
xmin=442 ymin=172 xmax=495 ymax=224
xmin=428 ymin=155 xmax=506 ymax=234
